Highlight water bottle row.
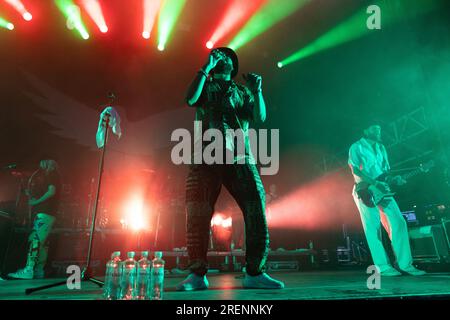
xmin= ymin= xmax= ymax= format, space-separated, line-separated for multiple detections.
xmin=103 ymin=250 xmax=165 ymax=300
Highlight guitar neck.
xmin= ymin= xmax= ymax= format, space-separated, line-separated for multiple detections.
xmin=401 ymin=168 xmax=422 ymax=181
xmin=379 ymin=168 xmax=422 ymax=183
xmin=378 ymin=161 xmax=433 ymax=184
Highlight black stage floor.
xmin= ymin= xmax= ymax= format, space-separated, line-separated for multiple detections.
xmin=1 ymin=270 xmax=450 ymax=300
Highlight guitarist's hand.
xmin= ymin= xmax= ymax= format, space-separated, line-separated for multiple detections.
xmin=374 ymin=181 xmax=390 ymax=192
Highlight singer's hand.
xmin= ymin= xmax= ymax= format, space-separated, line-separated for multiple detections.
xmin=204 ymin=49 xmax=225 ymax=73
xmin=28 ymin=198 xmax=38 ymax=206
xmin=100 ymin=112 xmax=111 ymax=127
xmin=243 ymin=73 xmax=262 ymax=93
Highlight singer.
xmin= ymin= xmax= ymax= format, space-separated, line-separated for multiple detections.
xmin=176 ymin=47 xmax=284 ymax=291
xmin=8 ymin=158 xmax=61 ymax=280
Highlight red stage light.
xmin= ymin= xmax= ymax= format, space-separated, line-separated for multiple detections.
xmin=23 ymin=12 xmax=32 ymax=21
xmin=207 ymin=0 xmax=265 ymax=47
xmin=211 ymin=213 xmax=232 ymax=229
xmin=142 ymin=0 xmax=162 ymax=40
xmin=142 ymin=31 xmax=150 ymax=39
xmin=266 ymin=171 xmax=361 ymax=231
xmin=80 ymin=0 xmax=108 ymax=33
xmin=122 ymin=195 xmax=148 ymax=232
xmin=5 ymin=0 xmax=32 ymax=22
xmin=211 ymin=213 xmax=232 ymax=251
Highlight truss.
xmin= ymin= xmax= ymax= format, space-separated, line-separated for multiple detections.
xmin=318 ymin=106 xmax=433 ymax=173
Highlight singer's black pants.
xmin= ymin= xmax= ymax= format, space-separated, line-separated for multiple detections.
xmin=185 ymin=163 xmax=269 ymax=276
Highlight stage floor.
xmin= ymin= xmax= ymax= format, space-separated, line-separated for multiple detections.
xmin=1 ymin=270 xmax=450 ymax=300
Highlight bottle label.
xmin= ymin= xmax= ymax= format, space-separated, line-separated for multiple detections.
xmin=152 ymin=268 xmax=164 ymax=285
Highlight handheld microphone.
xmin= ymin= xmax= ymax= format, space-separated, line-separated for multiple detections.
xmin=107 ymin=92 xmax=117 ymax=104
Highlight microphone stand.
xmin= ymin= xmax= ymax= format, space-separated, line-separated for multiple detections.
xmin=25 ymin=112 xmax=113 ymax=295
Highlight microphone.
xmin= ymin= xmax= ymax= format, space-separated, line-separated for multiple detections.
xmin=108 ymin=92 xmax=117 ymax=104
xmin=211 ymin=49 xmax=225 ymax=61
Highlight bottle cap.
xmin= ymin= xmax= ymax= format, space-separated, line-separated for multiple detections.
xmin=141 ymin=251 xmax=149 ymax=258
xmin=127 ymin=251 xmax=136 ymax=258
xmin=155 ymin=251 xmax=163 ymax=259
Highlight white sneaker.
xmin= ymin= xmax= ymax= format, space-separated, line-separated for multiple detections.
xmin=8 ymin=267 xmax=34 ymax=280
xmin=400 ymin=266 xmax=427 ymax=276
xmin=176 ymin=273 xmax=209 ymax=291
xmin=380 ymin=267 xmax=402 ymax=277
xmin=243 ymin=273 xmax=285 ymax=289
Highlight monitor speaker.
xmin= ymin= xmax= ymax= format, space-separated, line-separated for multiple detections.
xmin=409 ymin=224 xmax=450 ymax=263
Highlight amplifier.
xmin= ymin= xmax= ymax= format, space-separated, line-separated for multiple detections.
xmin=0 ymin=212 xmax=13 ymax=274
xmin=409 ymin=224 xmax=450 ymax=263
xmin=442 ymin=219 xmax=450 ymax=249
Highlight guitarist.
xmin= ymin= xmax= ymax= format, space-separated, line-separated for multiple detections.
xmin=8 ymin=159 xmax=61 ymax=280
xmin=349 ymin=124 xmax=425 ymax=276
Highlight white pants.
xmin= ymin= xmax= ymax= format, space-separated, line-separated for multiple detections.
xmin=353 ymin=189 xmax=413 ymax=271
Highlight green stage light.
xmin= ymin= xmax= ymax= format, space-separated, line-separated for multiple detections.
xmin=228 ymin=0 xmax=309 ymax=51
xmin=157 ymin=0 xmax=187 ymax=51
xmin=0 ymin=17 xmax=14 ymax=30
xmin=279 ymin=0 xmax=442 ymax=68
xmin=55 ymin=0 xmax=90 ymax=40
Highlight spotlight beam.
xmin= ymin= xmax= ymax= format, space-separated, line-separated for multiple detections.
xmin=4 ymin=0 xmax=32 ymax=21
xmin=157 ymin=0 xmax=187 ymax=50
xmin=55 ymin=0 xmax=90 ymax=40
xmin=279 ymin=0 xmax=443 ymax=68
xmin=0 ymin=16 xmax=14 ymax=30
xmin=207 ymin=0 xmax=265 ymax=48
xmin=143 ymin=0 xmax=162 ymax=39
xmin=228 ymin=0 xmax=309 ymax=51
xmin=80 ymin=0 xmax=108 ymax=33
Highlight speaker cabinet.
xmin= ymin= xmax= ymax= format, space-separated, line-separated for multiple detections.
xmin=442 ymin=219 xmax=450 ymax=249
xmin=0 ymin=212 xmax=14 ymax=274
xmin=409 ymin=224 xmax=450 ymax=263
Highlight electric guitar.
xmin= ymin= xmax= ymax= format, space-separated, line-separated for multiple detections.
xmin=355 ymin=160 xmax=435 ymax=207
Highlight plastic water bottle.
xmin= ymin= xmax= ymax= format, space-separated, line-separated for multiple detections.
xmin=103 ymin=251 xmax=122 ymax=300
xmin=150 ymin=251 xmax=165 ymax=300
xmin=136 ymin=251 xmax=151 ymax=300
xmin=121 ymin=251 xmax=137 ymax=300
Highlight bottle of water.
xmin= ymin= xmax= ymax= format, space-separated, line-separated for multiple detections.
xmin=136 ymin=251 xmax=151 ymax=300
xmin=120 ymin=251 xmax=137 ymax=300
xmin=103 ymin=251 xmax=121 ymax=300
xmin=150 ymin=251 xmax=165 ymax=300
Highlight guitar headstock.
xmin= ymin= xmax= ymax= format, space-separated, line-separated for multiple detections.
xmin=419 ymin=160 xmax=435 ymax=173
